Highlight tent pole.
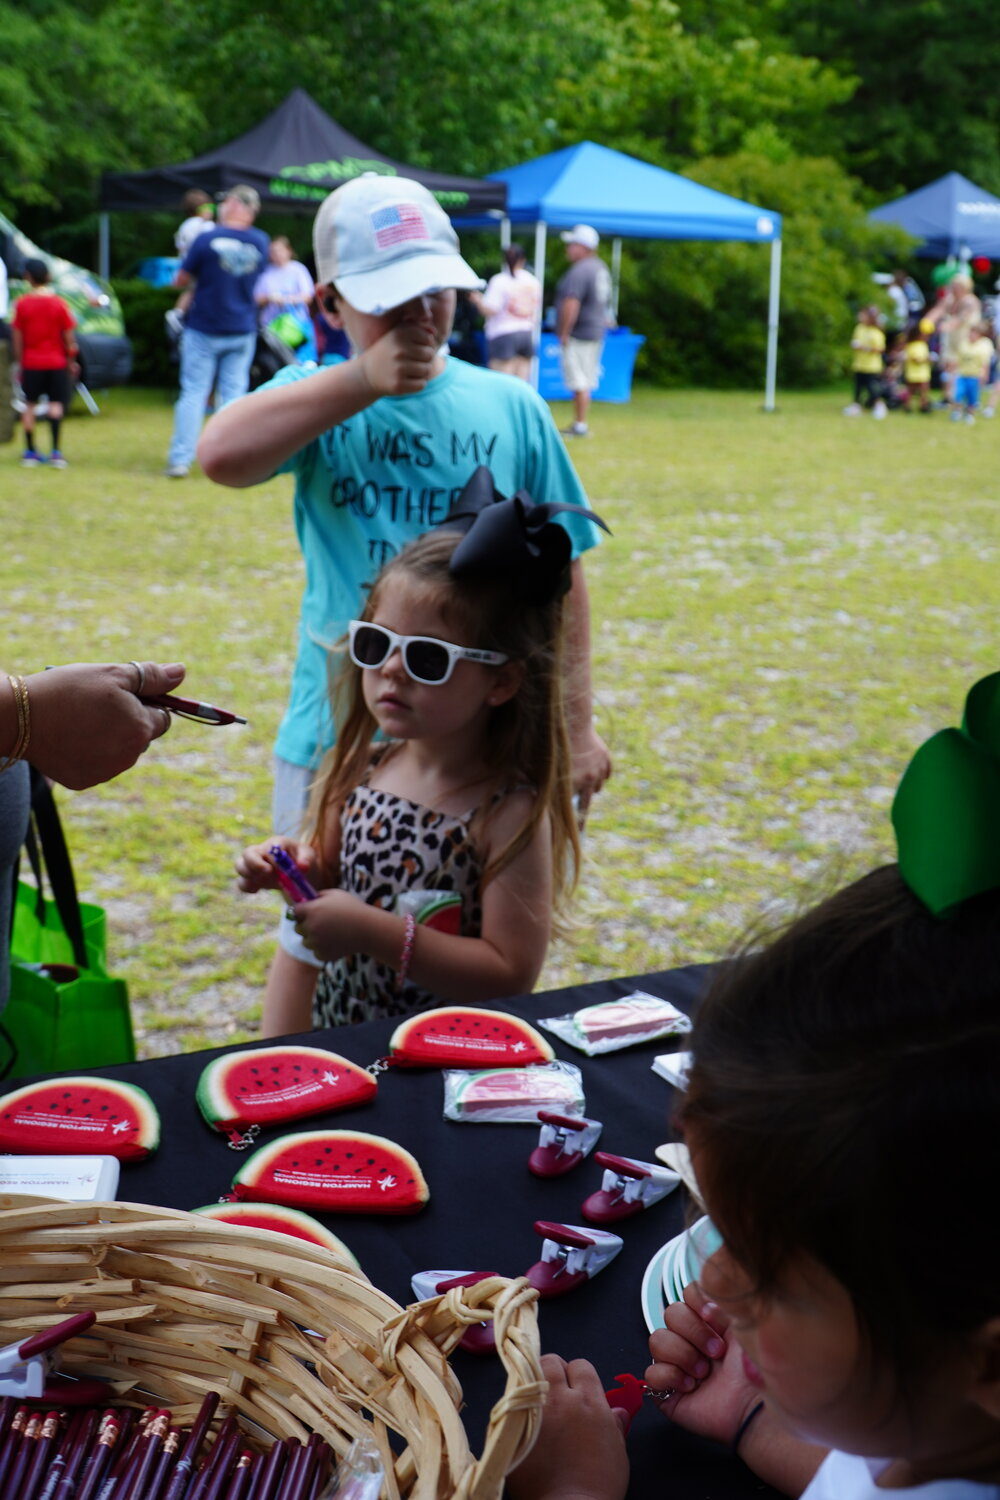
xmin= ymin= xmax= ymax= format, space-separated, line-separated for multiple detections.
xmin=99 ymin=213 xmax=110 ymax=282
xmin=500 ymin=216 xmax=511 ymax=250
xmin=764 ymin=236 xmax=781 ymax=412
xmin=531 ymin=220 xmax=548 ymax=392
xmin=611 ymin=237 xmax=622 ymax=322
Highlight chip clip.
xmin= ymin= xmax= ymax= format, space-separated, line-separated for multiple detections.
xmin=525 ymin=1221 xmax=623 ymax=1297
xmin=528 ymin=1113 xmax=603 ymax=1177
xmin=581 ymin=1153 xmax=682 ymax=1223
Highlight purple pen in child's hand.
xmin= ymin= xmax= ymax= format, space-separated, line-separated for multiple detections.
xmin=268 ymin=846 xmax=318 ymax=903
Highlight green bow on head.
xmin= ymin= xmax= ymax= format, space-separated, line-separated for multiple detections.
xmin=892 ymin=672 xmax=1000 ymax=916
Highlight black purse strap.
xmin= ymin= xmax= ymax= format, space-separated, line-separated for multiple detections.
xmin=23 ymin=765 xmax=89 ymax=970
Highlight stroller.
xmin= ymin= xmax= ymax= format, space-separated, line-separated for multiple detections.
xmin=164 ymin=310 xmax=298 ymax=392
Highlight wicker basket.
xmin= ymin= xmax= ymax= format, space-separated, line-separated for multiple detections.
xmin=0 ymin=1197 xmax=545 ymax=1500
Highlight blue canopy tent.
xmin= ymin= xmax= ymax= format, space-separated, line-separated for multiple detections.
xmin=455 ymin=141 xmax=783 ymax=409
xmin=869 ymin=172 xmax=1000 ymax=259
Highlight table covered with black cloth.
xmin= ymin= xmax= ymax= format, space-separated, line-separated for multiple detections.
xmin=11 ymin=965 xmax=783 ymax=1500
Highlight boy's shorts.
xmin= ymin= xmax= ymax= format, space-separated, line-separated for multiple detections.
xmin=954 ymin=374 xmax=981 ymax=408
xmin=21 ymin=368 xmax=72 ymax=405
xmin=273 ymin=755 xmax=322 ymax=967
xmin=560 ymin=338 xmax=603 ymax=392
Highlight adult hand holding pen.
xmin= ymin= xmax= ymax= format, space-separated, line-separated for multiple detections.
xmin=2 ymin=661 xmax=186 ymax=790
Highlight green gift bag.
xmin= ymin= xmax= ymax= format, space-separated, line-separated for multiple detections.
xmin=1 ymin=770 xmax=135 ymax=1080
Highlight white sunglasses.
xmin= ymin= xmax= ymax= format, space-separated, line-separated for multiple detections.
xmin=348 ymin=620 xmax=508 ymax=685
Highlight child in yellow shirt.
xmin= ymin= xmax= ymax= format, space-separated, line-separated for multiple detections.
xmin=951 ymin=321 xmax=995 ymax=425
xmin=903 ymin=317 xmax=933 ymax=413
xmin=844 ymin=305 xmax=886 ymax=418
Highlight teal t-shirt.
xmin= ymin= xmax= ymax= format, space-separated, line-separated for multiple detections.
xmin=260 ymin=356 xmax=602 ymax=768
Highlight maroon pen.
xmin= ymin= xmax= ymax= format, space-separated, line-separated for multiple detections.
xmin=120 ymin=1408 xmax=169 ymax=1500
xmin=0 ymin=1404 xmax=29 ymax=1493
xmin=271 ymin=1439 xmax=303 ymax=1500
xmin=246 ymin=1438 xmax=287 ymax=1500
xmin=6 ymin=1410 xmax=42 ymax=1500
xmin=17 ymin=1409 xmax=61 ymax=1500
xmin=144 ymin=1425 xmax=180 ymax=1500
xmin=199 ymin=1429 xmax=242 ymax=1500
xmin=162 ymin=1390 xmax=219 ymax=1500
xmin=222 ymin=1451 xmax=255 ymax=1500
xmin=75 ymin=1414 xmax=122 ymax=1500
xmin=140 ymin=693 xmax=247 ymax=726
xmin=36 ymin=1409 xmax=84 ymax=1500
xmin=186 ymin=1415 xmax=237 ymax=1500
xmin=53 ymin=1407 xmax=99 ymax=1500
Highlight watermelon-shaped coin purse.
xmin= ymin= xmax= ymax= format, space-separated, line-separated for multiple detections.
xmin=192 ymin=1202 xmax=362 ymax=1269
xmin=196 ymin=1045 xmax=377 ymax=1146
xmin=230 ymin=1130 xmax=429 ymax=1215
xmin=0 ymin=1076 xmax=159 ymax=1161
xmin=389 ymin=1006 xmax=554 ymax=1068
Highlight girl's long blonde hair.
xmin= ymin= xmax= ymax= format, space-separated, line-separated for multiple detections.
xmin=307 ymin=530 xmax=581 ymax=924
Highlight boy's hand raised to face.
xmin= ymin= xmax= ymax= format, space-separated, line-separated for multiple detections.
xmin=359 ymin=321 xmax=439 ymax=398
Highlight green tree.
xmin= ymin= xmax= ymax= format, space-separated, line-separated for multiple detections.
xmin=777 ymin=0 xmax=1000 ymax=195
xmin=565 ymin=0 xmax=855 ymax=167
xmin=616 ymin=150 xmax=913 ymax=387
xmin=0 ymin=1 xmax=200 ymax=247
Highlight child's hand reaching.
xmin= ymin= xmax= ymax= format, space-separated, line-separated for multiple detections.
xmin=290 ymin=889 xmax=366 ymax=963
xmin=645 ymin=1282 xmax=760 ymax=1448
xmin=235 ymin=837 xmax=318 ymax=895
xmin=646 ymin=1283 xmax=828 ymax=1495
xmin=508 ymin=1356 xmax=629 ymax=1500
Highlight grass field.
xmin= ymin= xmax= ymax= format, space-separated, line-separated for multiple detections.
xmin=3 ymin=384 xmax=998 ymax=1056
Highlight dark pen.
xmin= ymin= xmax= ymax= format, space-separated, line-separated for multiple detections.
xmin=140 ymin=694 xmax=247 ymax=726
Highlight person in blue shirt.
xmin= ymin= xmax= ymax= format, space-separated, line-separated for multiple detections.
xmin=165 ymin=185 xmax=270 ymax=478
xmin=199 ymin=174 xmax=611 ymax=1029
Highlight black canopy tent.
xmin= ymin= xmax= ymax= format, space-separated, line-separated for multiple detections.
xmin=97 ymin=88 xmax=507 ymax=276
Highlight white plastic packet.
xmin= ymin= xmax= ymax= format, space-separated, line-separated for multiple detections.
xmin=442 ymin=1061 xmax=585 ymax=1122
xmin=538 ymin=990 xmax=693 ymax=1055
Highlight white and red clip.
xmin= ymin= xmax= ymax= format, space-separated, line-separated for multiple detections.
xmin=525 ymin=1220 xmax=623 ymax=1297
xmin=581 ymin=1152 xmax=682 ymax=1224
xmin=410 ymin=1270 xmax=499 ymax=1354
xmin=0 ymin=1311 xmax=97 ymax=1399
xmin=528 ymin=1112 xmax=603 ymax=1178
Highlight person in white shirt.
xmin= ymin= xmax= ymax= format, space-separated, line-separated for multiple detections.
xmin=470 ymin=243 xmax=541 ymax=381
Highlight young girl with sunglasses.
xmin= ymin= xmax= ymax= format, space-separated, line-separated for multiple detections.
xmin=510 ymin=675 xmax=1000 ymax=1500
xmin=238 ymin=485 xmax=602 ymax=1035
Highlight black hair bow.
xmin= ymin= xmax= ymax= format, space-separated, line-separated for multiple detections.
xmin=439 ymin=467 xmax=610 ymax=605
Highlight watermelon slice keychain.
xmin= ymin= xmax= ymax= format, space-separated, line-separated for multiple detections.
xmin=386 ymin=1006 xmax=554 ymax=1069
xmin=0 ymin=1077 xmax=159 ymax=1161
xmin=230 ymin=1129 xmax=429 ymax=1214
xmin=196 ymin=1045 xmax=377 ymax=1148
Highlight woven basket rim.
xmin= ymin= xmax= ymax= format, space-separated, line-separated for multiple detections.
xmin=0 ymin=1196 xmax=545 ymax=1500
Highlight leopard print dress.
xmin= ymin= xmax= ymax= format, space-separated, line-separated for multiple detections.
xmin=312 ymin=756 xmax=504 ymax=1028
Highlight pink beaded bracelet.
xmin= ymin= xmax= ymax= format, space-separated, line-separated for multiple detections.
xmin=397 ymin=912 xmax=416 ymax=993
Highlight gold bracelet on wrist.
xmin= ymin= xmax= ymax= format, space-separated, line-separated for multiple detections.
xmin=1 ymin=674 xmax=31 ymax=773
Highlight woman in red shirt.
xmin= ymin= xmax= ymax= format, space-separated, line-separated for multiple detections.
xmin=11 ymin=258 xmax=79 ymax=468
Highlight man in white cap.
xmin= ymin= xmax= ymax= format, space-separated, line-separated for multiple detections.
xmin=165 ymin=184 xmax=269 ymax=478
xmin=198 ymin=175 xmax=611 ymax=1033
xmin=555 ymin=226 xmax=613 ymax=438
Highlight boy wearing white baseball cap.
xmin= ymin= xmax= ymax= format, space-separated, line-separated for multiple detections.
xmin=198 ymin=175 xmax=611 ymax=1035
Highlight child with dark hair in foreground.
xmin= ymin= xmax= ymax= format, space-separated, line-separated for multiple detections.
xmin=511 ymin=674 xmax=1000 ymax=1500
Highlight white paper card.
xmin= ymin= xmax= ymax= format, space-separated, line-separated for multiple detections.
xmin=0 ymin=1154 xmax=120 ymax=1200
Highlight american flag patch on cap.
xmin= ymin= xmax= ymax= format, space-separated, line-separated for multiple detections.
xmin=370 ymin=203 xmax=429 ymax=248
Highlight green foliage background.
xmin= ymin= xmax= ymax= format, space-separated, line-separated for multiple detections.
xmin=3 ymin=0 xmax=996 ymax=386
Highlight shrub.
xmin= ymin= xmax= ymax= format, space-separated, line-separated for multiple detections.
xmin=110 ymin=279 xmax=176 ymax=387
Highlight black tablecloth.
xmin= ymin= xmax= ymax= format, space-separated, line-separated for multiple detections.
xmin=15 ymin=965 xmax=781 ymax=1499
